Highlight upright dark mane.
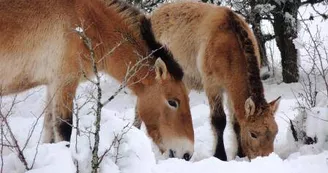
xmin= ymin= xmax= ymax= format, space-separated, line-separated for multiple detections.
xmin=104 ymin=0 xmax=183 ymax=81
xmin=104 ymin=0 xmax=142 ymax=30
xmin=228 ymin=11 xmax=266 ymax=107
xmin=105 ymin=0 xmax=140 ymax=16
xmin=139 ymin=17 xmax=184 ymax=81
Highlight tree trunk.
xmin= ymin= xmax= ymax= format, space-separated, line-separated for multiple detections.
xmin=252 ymin=15 xmax=269 ymax=67
xmin=272 ymin=1 xmax=300 ymax=83
xmin=249 ymin=0 xmax=269 ymax=67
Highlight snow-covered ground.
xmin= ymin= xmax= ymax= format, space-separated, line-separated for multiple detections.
xmin=1 ymin=2 xmax=328 ymax=173
xmin=1 ymin=73 xmax=328 ymax=173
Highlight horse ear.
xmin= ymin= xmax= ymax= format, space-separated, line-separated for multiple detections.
xmin=245 ymin=97 xmax=256 ymax=117
xmin=269 ymin=96 xmax=281 ymax=114
xmin=155 ymin=58 xmax=168 ymax=81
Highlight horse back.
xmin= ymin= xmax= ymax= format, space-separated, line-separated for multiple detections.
xmin=150 ymin=2 xmax=217 ymax=90
xmin=151 ymin=2 xmax=261 ymax=89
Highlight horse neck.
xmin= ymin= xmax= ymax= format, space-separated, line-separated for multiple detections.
xmin=228 ymin=11 xmax=268 ymax=121
xmin=76 ymin=0 xmax=155 ymax=95
xmin=228 ymin=70 xmax=267 ymax=122
xmin=77 ymin=0 xmax=143 ymax=54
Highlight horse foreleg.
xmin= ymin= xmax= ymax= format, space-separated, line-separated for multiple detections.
xmin=43 ymin=90 xmax=55 ymax=143
xmin=49 ymin=82 xmax=78 ymax=142
xmin=205 ymin=85 xmax=227 ymax=161
xmin=232 ymin=119 xmax=245 ymax=158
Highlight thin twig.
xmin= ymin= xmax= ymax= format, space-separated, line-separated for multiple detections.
xmin=0 ymin=115 xmax=29 ymax=170
xmin=1 ymin=120 xmax=4 ymax=173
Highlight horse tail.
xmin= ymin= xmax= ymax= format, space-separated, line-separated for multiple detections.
xmin=228 ymin=11 xmax=265 ymax=104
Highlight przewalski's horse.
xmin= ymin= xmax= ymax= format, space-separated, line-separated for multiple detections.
xmin=0 ymin=0 xmax=194 ymax=160
xmin=148 ymin=2 xmax=281 ymax=160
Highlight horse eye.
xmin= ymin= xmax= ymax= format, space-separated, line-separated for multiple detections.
xmin=250 ymin=132 xmax=257 ymax=139
xmin=167 ymin=99 xmax=178 ymax=108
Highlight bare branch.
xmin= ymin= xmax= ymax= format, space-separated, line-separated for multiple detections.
xmin=301 ymin=0 xmax=325 ymax=6
xmin=74 ymin=20 xmax=155 ymax=172
xmin=75 ymin=25 xmax=104 ymax=173
xmin=29 ymin=124 xmax=44 ymax=169
xmin=0 ymin=111 xmax=29 ymax=170
xmin=299 ymin=12 xmax=328 ymax=95
xmin=1 ymin=120 xmax=4 ymax=173
xmin=263 ymin=34 xmax=276 ymax=42
xmin=102 ymin=46 xmax=163 ymax=106
xmin=113 ymin=124 xmax=132 ymax=164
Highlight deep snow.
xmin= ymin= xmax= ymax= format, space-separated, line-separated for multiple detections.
xmin=1 ymin=75 xmax=328 ymax=173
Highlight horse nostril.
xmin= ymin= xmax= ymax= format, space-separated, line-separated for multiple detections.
xmin=183 ymin=153 xmax=191 ymax=161
xmin=169 ymin=149 xmax=175 ymax=158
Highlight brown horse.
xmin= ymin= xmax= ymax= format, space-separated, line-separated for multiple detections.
xmin=147 ymin=2 xmax=281 ymax=160
xmin=0 ymin=0 xmax=194 ymax=160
